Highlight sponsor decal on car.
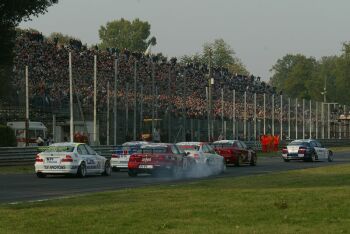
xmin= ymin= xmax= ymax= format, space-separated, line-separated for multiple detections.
xmin=142 ymin=157 xmax=152 ymax=162
xmin=44 ymin=165 xmax=66 ymax=169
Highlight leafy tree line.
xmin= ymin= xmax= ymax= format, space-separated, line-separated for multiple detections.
xmin=0 ymin=0 xmax=58 ymax=102
xmin=181 ymin=38 xmax=249 ymax=75
xmin=270 ymin=42 xmax=350 ymax=105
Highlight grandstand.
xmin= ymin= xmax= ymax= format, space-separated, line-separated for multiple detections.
xmin=0 ymin=30 xmax=347 ymax=144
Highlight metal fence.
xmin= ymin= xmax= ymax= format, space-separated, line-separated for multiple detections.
xmin=0 ymin=139 xmax=348 ymax=166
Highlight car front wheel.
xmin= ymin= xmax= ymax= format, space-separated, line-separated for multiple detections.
xmin=250 ymin=155 xmax=257 ymax=166
xmin=102 ymin=160 xmax=112 ymax=176
xmin=328 ymin=151 xmax=333 ymax=162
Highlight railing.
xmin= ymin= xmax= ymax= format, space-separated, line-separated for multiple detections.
xmin=0 ymin=139 xmax=349 ymax=166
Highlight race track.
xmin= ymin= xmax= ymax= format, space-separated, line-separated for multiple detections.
xmin=1 ymin=152 xmax=350 ymax=203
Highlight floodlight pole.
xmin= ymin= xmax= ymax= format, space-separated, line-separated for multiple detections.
xmin=107 ymin=82 xmax=110 ymax=145
xmin=133 ymin=61 xmax=137 ymax=141
xmin=25 ymin=66 xmax=29 ymax=146
xmin=113 ymin=58 xmax=118 ymax=145
xmin=69 ymin=53 xmax=74 ymax=143
xmin=93 ymin=55 xmax=97 ymax=145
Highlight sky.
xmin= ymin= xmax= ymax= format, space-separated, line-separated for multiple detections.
xmin=20 ymin=0 xmax=350 ymax=81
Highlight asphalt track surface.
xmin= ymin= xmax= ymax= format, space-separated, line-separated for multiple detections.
xmin=1 ymin=152 xmax=349 ymax=204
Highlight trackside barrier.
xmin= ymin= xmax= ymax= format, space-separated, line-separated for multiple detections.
xmin=0 ymin=139 xmax=349 ymax=166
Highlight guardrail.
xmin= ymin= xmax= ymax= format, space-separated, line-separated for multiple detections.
xmin=0 ymin=139 xmax=349 ymax=166
xmin=0 ymin=145 xmax=116 ymax=166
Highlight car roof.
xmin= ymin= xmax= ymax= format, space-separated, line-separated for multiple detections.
xmin=140 ymin=143 xmax=171 ymax=148
xmin=49 ymin=142 xmax=82 ymax=147
xmin=291 ymin=139 xmax=317 ymax=143
xmin=122 ymin=141 xmax=149 ymax=146
xmin=177 ymin=142 xmax=206 ymax=146
xmin=213 ymin=140 xmax=238 ymax=144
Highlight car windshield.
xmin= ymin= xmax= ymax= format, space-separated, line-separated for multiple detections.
xmin=177 ymin=145 xmax=200 ymax=151
xmin=137 ymin=147 xmax=167 ymax=153
xmin=289 ymin=141 xmax=310 ymax=147
xmin=212 ymin=143 xmax=234 ymax=148
xmin=43 ymin=145 xmax=75 ymax=152
xmin=116 ymin=145 xmax=140 ymax=153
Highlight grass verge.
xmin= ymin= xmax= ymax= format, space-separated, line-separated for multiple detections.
xmin=0 ymin=165 xmax=33 ymax=175
xmin=0 ymin=164 xmax=350 ymax=233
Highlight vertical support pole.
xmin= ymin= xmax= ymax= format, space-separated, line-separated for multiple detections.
xmin=337 ymin=104 xmax=342 ymax=139
xmin=272 ymin=94 xmax=275 ymax=136
xmin=25 ymin=65 xmax=29 ymax=146
xmin=140 ymin=85 xmax=143 ymax=140
xmin=302 ymin=99 xmax=305 ymax=139
xmin=167 ymin=66 xmax=171 ymax=143
xmin=221 ymin=88 xmax=224 ymax=136
xmin=280 ymin=94 xmax=283 ymax=138
xmin=321 ymin=102 xmax=324 ymax=139
xmin=263 ymin=93 xmax=266 ymax=135
xmin=206 ymin=87 xmax=210 ymax=141
xmin=69 ymin=53 xmax=74 ymax=143
xmin=328 ymin=104 xmax=330 ymax=139
xmin=233 ymin=90 xmax=236 ymax=140
xmin=191 ymin=119 xmax=194 ymax=141
xmin=52 ymin=114 xmax=56 ymax=143
xmin=288 ymin=98 xmax=291 ymax=139
xmin=107 ymin=82 xmax=110 ymax=145
xmin=295 ymin=98 xmax=298 ymax=139
xmin=133 ymin=61 xmax=137 ymax=141
xmin=151 ymin=61 xmax=155 ymax=140
xmin=309 ymin=100 xmax=312 ymax=139
xmin=244 ymin=91 xmax=247 ymax=140
xmin=125 ymin=83 xmax=129 ymax=140
xmin=254 ymin=93 xmax=257 ymax=140
xmin=93 ymin=55 xmax=97 ymax=145
xmin=315 ymin=102 xmax=318 ymax=139
xmin=113 ymin=58 xmax=118 ymax=145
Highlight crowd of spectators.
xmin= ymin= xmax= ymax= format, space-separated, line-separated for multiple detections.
xmin=13 ymin=31 xmax=316 ymax=123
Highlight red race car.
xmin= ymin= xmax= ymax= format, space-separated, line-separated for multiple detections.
xmin=212 ymin=140 xmax=257 ymax=166
xmin=128 ymin=143 xmax=193 ymax=177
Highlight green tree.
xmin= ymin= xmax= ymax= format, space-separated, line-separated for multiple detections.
xmin=98 ymin=18 xmax=156 ymax=52
xmin=0 ymin=0 xmax=58 ymax=101
xmin=270 ymin=54 xmax=316 ymax=99
xmin=180 ymin=38 xmax=249 ymax=75
xmin=48 ymin=32 xmax=77 ymax=45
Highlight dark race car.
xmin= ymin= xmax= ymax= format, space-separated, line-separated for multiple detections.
xmin=212 ymin=140 xmax=257 ymax=166
xmin=127 ymin=143 xmax=193 ymax=177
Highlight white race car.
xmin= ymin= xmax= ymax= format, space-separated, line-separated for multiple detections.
xmin=35 ymin=142 xmax=111 ymax=178
xmin=282 ymin=139 xmax=333 ymax=162
xmin=111 ymin=141 xmax=149 ymax=171
xmin=176 ymin=142 xmax=226 ymax=174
